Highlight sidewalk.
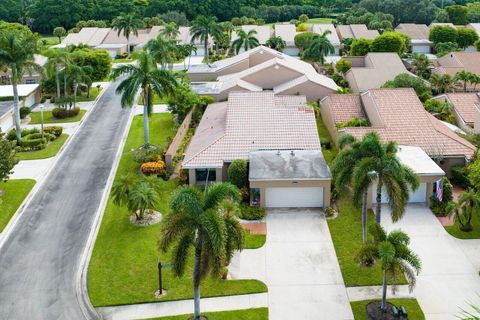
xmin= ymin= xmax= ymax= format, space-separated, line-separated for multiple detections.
xmin=97 ymin=293 xmax=268 ymax=320
xmin=346 ymin=285 xmax=414 ymax=302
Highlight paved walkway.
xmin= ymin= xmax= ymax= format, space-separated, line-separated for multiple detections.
xmin=346 ymin=285 xmax=414 ymax=302
xmin=0 ymin=79 xmax=132 ymax=319
xmin=381 ymin=205 xmax=480 ymax=320
xmin=98 ymin=293 xmax=268 ymax=320
xmin=230 ymin=209 xmax=354 ymax=320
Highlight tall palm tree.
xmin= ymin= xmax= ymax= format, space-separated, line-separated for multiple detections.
xmin=455 ymin=70 xmax=474 ymax=92
xmin=356 ymin=224 xmax=421 ymax=311
xmin=190 ymin=15 xmax=223 ymax=65
xmin=219 ymin=21 xmax=235 ymax=39
xmin=447 ymin=189 xmax=480 ymax=232
xmin=67 ymin=64 xmax=92 ymax=108
xmin=231 ymin=29 xmax=259 ymax=55
xmin=352 ymin=133 xmax=419 ymax=224
xmin=111 ymin=50 xmax=177 ymax=147
xmin=44 ymin=48 xmax=69 ymax=98
xmin=266 ymin=36 xmax=286 ymax=52
xmin=159 ymin=183 xmax=244 ymax=320
xmin=471 ymin=74 xmax=480 ymax=92
xmin=161 ymin=22 xmax=180 ymax=41
xmin=0 ymin=31 xmax=43 ymax=140
xmin=430 ymin=73 xmax=455 ymax=94
xmin=303 ymin=31 xmax=334 ymax=65
xmin=113 ymin=14 xmax=143 ymax=58
xmin=146 ymin=34 xmax=177 ymax=70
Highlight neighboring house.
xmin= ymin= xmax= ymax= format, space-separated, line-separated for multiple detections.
xmin=395 ymin=24 xmax=433 ymax=54
xmin=343 ymin=52 xmax=412 ymax=92
xmin=312 ymin=24 xmax=341 ymax=56
xmin=231 ymin=25 xmax=273 ymax=50
xmin=433 ymin=93 xmax=480 ymax=132
xmin=467 ymin=23 xmax=480 ymax=36
xmin=101 ymin=26 xmax=162 ymax=57
xmin=335 ymin=24 xmax=379 ymax=41
xmin=182 ymin=91 xmax=332 ymax=208
xmin=320 ymin=88 xmax=475 ymax=176
xmin=274 ymin=24 xmax=299 ymax=56
xmin=429 ymin=23 xmax=456 ymax=29
xmin=177 ymin=26 xmax=211 ymax=56
xmin=0 ymin=54 xmax=47 ymax=85
xmin=432 ymin=52 xmax=480 ymax=90
xmin=0 ymin=84 xmax=41 ymax=132
xmin=188 ymin=46 xmax=339 ymax=101
xmin=53 ymin=27 xmax=111 ymax=49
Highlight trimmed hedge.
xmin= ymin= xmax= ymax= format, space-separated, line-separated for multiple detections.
xmin=132 ymin=145 xmax=163 ymax=164
xmin=20 ymin=107 xmax=31 ymax=119
xmin=7 ymin=127 xmax=40 ymax=141
xmin=44 ymin=126 xmax=63 ymax=137
xmin=240 ymin=205 xmax=266 ymax=220
xmin=228 ymin=159 xmax=248 ymax=189
xmin=52 ymin=107 xmax=80 ymax=119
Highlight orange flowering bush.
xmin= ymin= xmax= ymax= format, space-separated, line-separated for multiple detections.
xmin=140 ymin=160 xmax=166 ymax=176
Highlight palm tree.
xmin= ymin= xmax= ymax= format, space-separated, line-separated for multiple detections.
xmin=161 ymin=22 xmax=180 ymax=41
xmin=190 ymin=15 xmax=223 ymax=65
xmin=231 ymin=29 xmax=259 ymax=55
xmin=67 ymin=64 xmax=92 ymax=108
xmin=356 ymin=224 xmax=421 ymax=311
xmin=159 ymin=183 xmax=244 ymax=320
xmin=471 ymin=74 xmax=480 ymax=92
xmin=44 ymin=48 xmax=69 ymax=98
xmin=111 ymin=50 xmax=177 ymax=147
xmin=266 ymin=36 xmax=286 ymax=52
xmin=219 ymin=21 xmax=235 ymax=39
xmin=302 ymin=31 xmax=335 ymax=65
xmin=146 ymin=34 xmax=177 ymax=70
xmin=0 ymin=31 xmax=43 ymax=140
xmin=455 ymin=70 xmax=474 ymax=92
xmin=447 ymin=189 xmax=480 ymax=232
xmin=411 ymin=53 xmax=431 ymax=79
xmin=113 ymin=14 xmax=143 ymax=58
xmin=430 ymin=73 xmax=455 ymax=94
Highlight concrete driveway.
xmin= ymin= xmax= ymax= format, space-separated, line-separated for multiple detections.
xmin=381 ymin=205 xmax=480 ymax=320
xmin=229 ymin=209 xmax=354 ymax=320
xmin=0 ymin=80 xmax=131 ymax=319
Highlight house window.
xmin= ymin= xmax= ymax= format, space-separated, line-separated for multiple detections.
xmin=25 ymin=79 xmax=37 ymax=84
xmin=196 ymin=169 xmax=216 ymax=184
xmin=250 ymin=188 xmax=260 ymax=206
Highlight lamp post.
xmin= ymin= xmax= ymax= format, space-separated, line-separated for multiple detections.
xmin=39 ymin=104 xmax=45 ymax=139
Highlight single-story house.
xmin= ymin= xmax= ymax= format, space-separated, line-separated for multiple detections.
xmin=431 ymin=52 xmax=480 ymax=90
xmin=320 ymin=88 xmax=475 ymax=176
xmin=231 ymin=25 xmax=272 ymax=50
xmin=101 ymin=26 xmax=162 ymax=56
xmin=335 ymin=24 xmax=379 ymax=40
xmin=429 ymin=23 xmax=456 ymax=29
xmin=188 ymin=46 xmax=338 ymax=101
xmin=274 ymin=24 xmax=299 ymax=56
xmin=395 ymin=24 xmax=433 ymax=54
xmin=177 ymin=26 xmax=211 ymax=56
xmin=0 ymin=84 xmax=41 ymax=108
xmin=432 ymin=93 xmax=480 ymax=132
xmin=343 ymin=53 xmax=413 ymax=92
xmin=0 ymin=101 xmax=14 ymax=133
xmin=182 ymin=91 xmax=331 ymax=208
xmin=53 ymin=27 xmax=111 ymax=49
xmin=0 ymin=54 xmax=47 ymax=85
xmin=312 ymin=24 xmax=341 ymax=56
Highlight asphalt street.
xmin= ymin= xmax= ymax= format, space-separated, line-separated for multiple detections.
xmin=0 ymin=80 xmax=131 ymax=320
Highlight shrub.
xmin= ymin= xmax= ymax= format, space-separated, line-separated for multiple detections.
xmin=294 ymin=31 xmax=316 ymax=50
xmin=325 ymin=207 xmax=336 ymax=217
xmin=19 ymin=134 xmax=48 ymax=151
xmin=296 ymin=23 xmax=308 ymax=32
xmin=371 ymin=31 xmax=409 ymax=55
xmin=450 ymin=165 xmax=470 ymax=189
xmin=132 ymin=145 xmax=162 ymax=164
xmin=20 ymin=107 xmax=31 ymax=119
xmin=382 ymin=73 xmax=431 ymax=102
xmin=336 ymin=117 xmax=369 ymax=128
xmin=350 ymin=38 xmax=373 ymax=56
xmin=43 ymin=126 xmax=63 ymax=137
xmin=51 ymin=107 xmax=80 ymax=119
xmin=336 ymin=59 xmax=352 ymax=74
xmin=429 ymin=26 xmax=458 ymax=45
xmin=239 ymin=205 xmax=266 ymax=220
xmin=7 ymin=127 xmax=39 ymax=141
xmin=430 ymin=176 xmax=453 ymax=216
xmin=140 ymin=160 xmax=166 ymax=176
xmin=228 ymin=159 xmax=248 ymax=189
xmin=299 ymin=14 xmax=309 ymax=23
xmin=320 ymin=138 xmax=331 ymax=150
xmin=456 ymin=28 xmax=479 ymax=49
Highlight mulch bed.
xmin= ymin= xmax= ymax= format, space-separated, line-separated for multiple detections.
xmin=366 ymin=301 xmax=407 ymax=320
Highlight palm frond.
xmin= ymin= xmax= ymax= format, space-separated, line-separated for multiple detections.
xmin=203 ymin=183 xmax=240 ymax=211
xmin=169 ymin=185 xmax=204 ymax=216
xmin=159 ymin=211 xmax=195 ymax=252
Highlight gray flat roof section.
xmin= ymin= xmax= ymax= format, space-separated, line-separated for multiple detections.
xmin=249 ymin=149 xmax=331 ymax=181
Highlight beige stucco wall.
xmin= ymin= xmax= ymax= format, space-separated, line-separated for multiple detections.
xmin=345 ymin=71 xmax=359 ymax=93
xmin=319 ymin=97 xmax=341 ymax=144
xmin=474 ymin=104 xmax=480 ymax=133
xmin=250 ymin=179 xmax=331 ymax=208
xmin=249 ymin=50 xmax=279 ymax=67
xmin=434 ymin=157 xmax=466 ymax=177
xmin=432 ymin=95 xmax=473 ymax=132
xmin=361 ymin=93 xmax=384 ymax=127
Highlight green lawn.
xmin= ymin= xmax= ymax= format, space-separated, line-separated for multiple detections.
xmin=307 ymin=17 xmax=337 ymax=24
xmin=316 ymin=112 xmax=338 ymax=166
xmin=143 ymin=308 xmax=268 ymax=320
xmin=15 ymin=134 xmax=69 ymax=161
xmin=351 ymin=299 xmax=425 ymax=320
xmin=138 ymin=94 xmax=169 ymax=105
xmin=41 ymin=36 xmax=60 ymax=46
xmin=88 ymin=113 xmax=267 ymax=307
xmin=445 ymin=213 xmax=480 ymax=239
xmin=0 ymin=179 xmax=36 ymax=232
xmin=76 ymin=86 xmax=103 ymax=102
xmin=244 ymin=230 xmax=266 ymax=249
xmin=29 ymin=109 xmax=86 ymax=124
xmin=113 ymin=58 xmax=133 ymax=63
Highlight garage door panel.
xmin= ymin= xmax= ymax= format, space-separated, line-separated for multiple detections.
xmin=371 ymin=182 xmax=426 ymax=204
xmin=266 ymin=187 xmax=323 ymax=208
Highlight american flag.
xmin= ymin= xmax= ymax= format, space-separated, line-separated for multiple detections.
xmin=436 ymin=179 xmax=443 ymax=202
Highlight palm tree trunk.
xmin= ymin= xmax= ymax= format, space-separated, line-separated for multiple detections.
xmin=12 ymin=70 xmax=21 ymax=141
xmin=362 ymin=191 xmax=368 ymax=242
xmin=143 ymin=90 xmax=150 ymax=147
xmin=193 ymin=234 xmax=202 ymax=319
xmin=73 ymin=83 xmax=78 ymax=108
xmin=375 ymin=180 xmax=383 ymax=224
xmin=127 ymin=34 xmax=131 ymax=59
xmin=55 ymin=66 xmax=61 ymax=98
xmin=464 ymin=81 xmax=467 ymax=92
xmin=205 ymin=39 xmax=209 ymax=66
xmin=381 ymin=270 xmax=388 ymax=311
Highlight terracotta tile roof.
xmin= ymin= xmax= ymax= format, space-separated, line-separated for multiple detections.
xmin=231 ymin=25 xmax=273 ymax=44
xmin=434 ymin=52 xmax=480 ymax=75
xmin=339 ymin=88 xmax=475 ymax=159
xmin=445 ymin=93 xmax=480 ymax=125
xmin=274 ymin=24 xmax=298 ymax=45
xmin=182 ymin=92 xmax=321 ymax=168
xmin=312 ymin=24 xmax=340 ymax=45
xmin=336 ymin=24 xmax=379 ymax=40
xmin=395 ymin=24 xmax=430 ymax=41
xmin=324 ymin=94 xmax=365 ymax=123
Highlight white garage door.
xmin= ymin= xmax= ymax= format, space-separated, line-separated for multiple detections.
xmin=265 ymin=187 xmax=324 ymax=208
xmin=0 ymin=112 xmax=13 ymax=132
xmin=24 ymin=94 xmax=35 ymax=107
xmin=371 ymin=182 xmax=427 ymax=204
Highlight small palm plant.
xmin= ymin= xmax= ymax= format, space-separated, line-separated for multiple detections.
xmin=447 ymin=189 xmax=480 ymax=232
xmin=302 ymin=30 xmax=334 ymax=65
xmin=159 ymin=183 xmax=244 ymax=320
xmin=266 ymin=36 xmax=286 ymax=52
xmin=231 ymin=29 xmax=259 ymax=54
xmin=113 ymin=13 xmax=143 ymax=58
xmin=455 ymin=70 xmax=474 ymax=92
xmin=356 ymin=224 xmax=421 ymax=311
xmin=190 ymin=15 xmax=223 ymax=65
